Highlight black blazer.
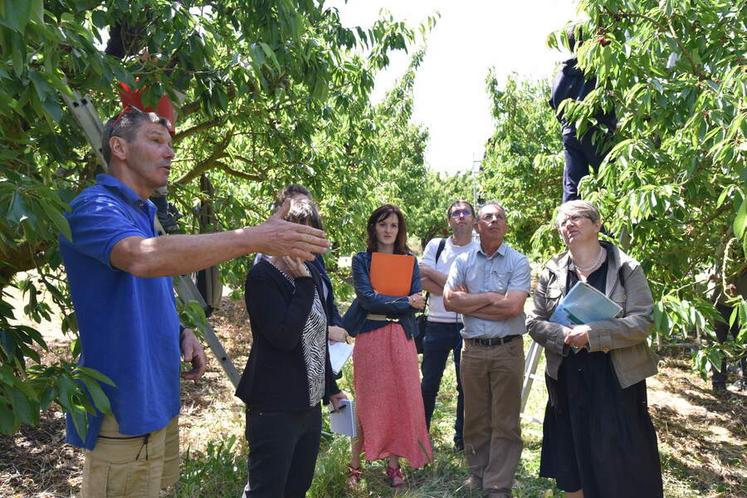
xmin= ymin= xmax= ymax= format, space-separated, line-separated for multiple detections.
xmin=236 ymin=260 xmax=340 ymax=411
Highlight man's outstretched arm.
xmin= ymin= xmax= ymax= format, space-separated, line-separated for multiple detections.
xmin=111 ymin=200 xmax=329 ymax=277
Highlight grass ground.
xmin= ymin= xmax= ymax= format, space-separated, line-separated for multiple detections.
xmin=1 ymin=294 xmax=745 ymax=497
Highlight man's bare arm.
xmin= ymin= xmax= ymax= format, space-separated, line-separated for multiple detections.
xmin=421 ymin=275 xmax=444 ymax=295
xmin=419 ymin=264 xmax=449 ymax=289
xmin=467 ymin=290 xmax=528 ymax=321
xmin=443 ymin=287 xmax=494 ymax=314
xmin=112 ymin=209 xmax=328 ymax=278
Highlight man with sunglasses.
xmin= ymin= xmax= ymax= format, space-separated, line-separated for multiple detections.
xmin=59 ymin=107 xmax=329 ymax=497
xmin=419 ymin=200 xmax=479 ymax=452
xmin=443 ymin=202 xmax=531 ymax=498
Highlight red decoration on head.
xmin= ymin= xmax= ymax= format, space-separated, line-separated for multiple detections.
xmin=118 ymin=82 xmax=177 ymax=135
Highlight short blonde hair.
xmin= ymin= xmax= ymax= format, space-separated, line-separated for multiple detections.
xmin=556 ymin=200 xmax=601 ymax=228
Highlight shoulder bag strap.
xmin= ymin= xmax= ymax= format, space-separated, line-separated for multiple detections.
xmin=424 ymin=238 xmax=448 ymax=308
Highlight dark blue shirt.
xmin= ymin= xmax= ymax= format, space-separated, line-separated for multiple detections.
xmin=549 ymin=57 xmax=617 ymax=135
xmin=60 ymin=174 xmax=181 ymax=449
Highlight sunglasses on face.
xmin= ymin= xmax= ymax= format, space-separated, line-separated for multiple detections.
xmin=450 ymin=208 xmax=472 ymax=218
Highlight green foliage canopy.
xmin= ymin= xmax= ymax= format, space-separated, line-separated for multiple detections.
xmin=482 ymin=0 xmax=747 ymax=375
xmin=0 ymin=1 xmax=444 ymax=435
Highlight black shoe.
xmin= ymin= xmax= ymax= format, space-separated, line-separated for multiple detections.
xmin=454 ymin=439 xmax=464 ymax=452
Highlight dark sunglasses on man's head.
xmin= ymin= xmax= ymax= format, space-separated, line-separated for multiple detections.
xmin=450 ymin=208 xmax=472 ymax=218
xmin=106 ymin=105 xmax=148 ymax=142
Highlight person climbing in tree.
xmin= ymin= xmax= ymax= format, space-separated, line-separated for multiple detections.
xmin=549 ymin=25 xmax=617 ymax=202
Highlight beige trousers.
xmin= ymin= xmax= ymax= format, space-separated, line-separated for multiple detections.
xmin=460 ymin=336 xmax=525 ymax=497
xmin=80 ymin=415 xmax=179 ymax=498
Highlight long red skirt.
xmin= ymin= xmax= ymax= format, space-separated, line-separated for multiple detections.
xmin=352 ymin=323 xmax=433 ymax=468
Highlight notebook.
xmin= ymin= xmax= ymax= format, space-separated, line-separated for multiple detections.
xmin=329 ymin=399 xmax=357 ymax=437
xmin=370 ymin=253 xmax=414 ymax=296
xmin=549 ymin=281 xmax=622 ymax=326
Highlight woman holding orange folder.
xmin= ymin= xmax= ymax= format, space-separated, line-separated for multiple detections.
xmin=342 ymin=204 xmax=433 ymax=488
xmin=527 ymin=200 xmax=662 ymax=498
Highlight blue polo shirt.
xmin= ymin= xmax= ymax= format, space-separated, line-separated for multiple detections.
xmin=60 ymin=174 xmax=181 ymax=449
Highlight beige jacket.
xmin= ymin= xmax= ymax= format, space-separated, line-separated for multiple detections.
xmin=526 ymin=243 xmax=659 ymax=389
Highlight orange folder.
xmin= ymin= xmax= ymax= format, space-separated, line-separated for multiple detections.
xmin=370 ymin=253 xmax=414 ymax=296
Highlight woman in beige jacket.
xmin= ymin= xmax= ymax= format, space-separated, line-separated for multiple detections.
xmin=527 ymin=200 xmax=662 ymax=498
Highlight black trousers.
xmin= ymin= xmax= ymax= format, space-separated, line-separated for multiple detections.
xmin=420 ymin=321 xmax=464 ymax=445
xmin=562 ymin=131 xmax=610 ymax=203
xmin=242 ymin=405 xmax=322 ymax=498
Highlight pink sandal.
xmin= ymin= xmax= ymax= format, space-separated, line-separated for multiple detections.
xmin=386 ymin=465 xmax=406 ymax=488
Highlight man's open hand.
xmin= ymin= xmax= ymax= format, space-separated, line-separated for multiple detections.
xmin=255 ymin=199 xmax=330 ymax=261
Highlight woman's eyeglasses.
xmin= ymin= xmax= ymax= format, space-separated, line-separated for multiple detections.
xmin=558 ymin=214 xmax=591 ymax=227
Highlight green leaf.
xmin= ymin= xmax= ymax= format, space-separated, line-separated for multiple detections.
xmin=37 ymin=197 xmax=71 ymax=241
xmin=0 ymin=330 xmax=16 ymax=359
xmin=90 ymin=9 xmax=106 ymax=29
xmin=81 ymin=378 xmax=111 ymax=414
xmin=729 ymin=305 xmax=739 ymax=329
xmin=38 ymin=386 xmax=56 ymax=411
xmin=734 ymin=197 xmax=747 ymax=239
xmin=76 ymin=366 xmax=116 ymax=386
xmin=10 ymin=31 xmax=25 ymax=76
xmin=30 ymin=0 xmax=43 ymax=23
xmin=10 ymin=388 xmax=35 ymax=425
xmin=716 ymin=186 xmax=733 ymax=208
xmin=56 ymin=374 xmax=77 ymax=409
xmin=259 ymin=42 xmax=281 ymax=70
xmin=0 ymin=402 xmax=16 ymax=434
xmin=68 ymin=405 xmax=89 ymax=441
xmin=6 ymin=191 xmax=29 ymax=224
xmin=0 ymin=0 xmax=33 ymax=32
xmin=42 ymin=98 xmax=63 ymax=123
xmin=28 ymin=69 xmax=54 ymax=102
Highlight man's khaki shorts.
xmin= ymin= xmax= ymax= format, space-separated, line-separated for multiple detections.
xmin=80 ymin=415 xmax=179 ymax=498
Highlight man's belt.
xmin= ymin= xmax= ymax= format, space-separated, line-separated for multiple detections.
xmin=467 ymin=335 xmax=521 ymax=347
xmin=367 ymin=314 xmax=399 ymax=322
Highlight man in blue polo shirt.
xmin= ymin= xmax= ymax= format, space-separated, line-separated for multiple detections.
xmin=60 ymin=107 xmax=329 ymax=497
xmin=443 ymin=202 xmax=531 ymax=498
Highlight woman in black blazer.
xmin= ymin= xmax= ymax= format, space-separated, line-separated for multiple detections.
xmin=237 ymin=200 xmax=347 ymax=498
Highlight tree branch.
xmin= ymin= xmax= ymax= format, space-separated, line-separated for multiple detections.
xmin=0 ymin=241 xmax=52 ymax=284
xmin=173 ymin=132 xmax=234 ymax=185
xmin=214 ymin=160 xmax=265 ymax=182
xmin=174 ymin=117 xmax=224 ymax=144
